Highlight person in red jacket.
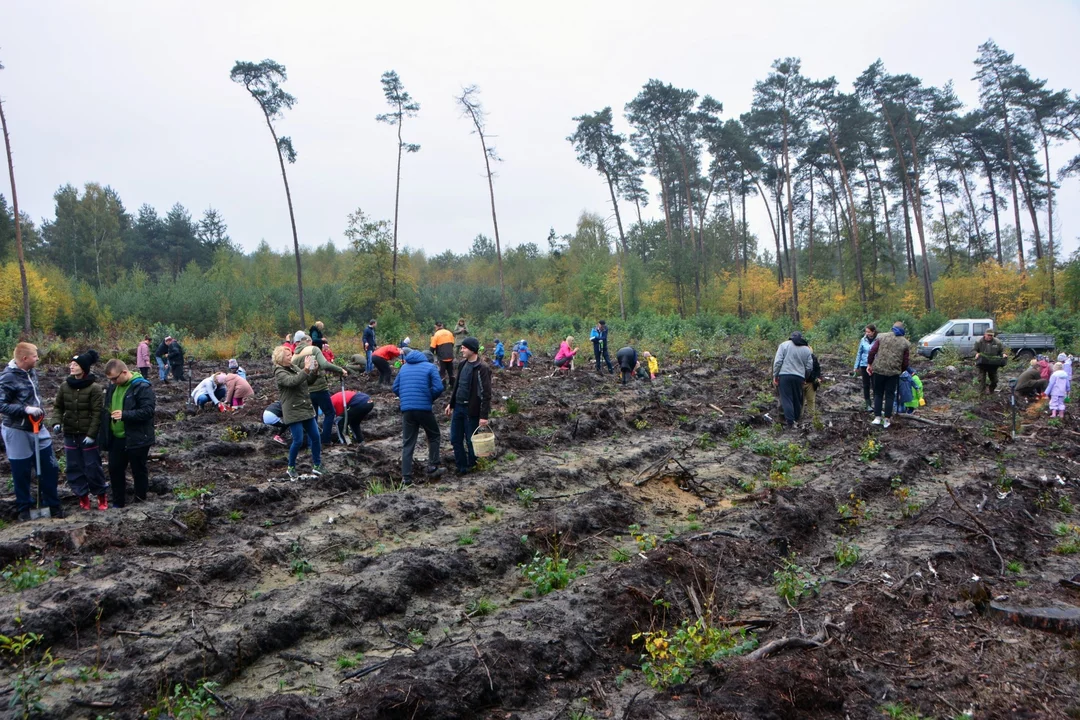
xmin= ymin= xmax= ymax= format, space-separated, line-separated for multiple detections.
xmin=371 ymin=344 xmax=403 ymax=387
xmin=330 ymin=390 xmax=374 ymax=442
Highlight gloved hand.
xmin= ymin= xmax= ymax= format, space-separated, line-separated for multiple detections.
xmin=82 ymin=436 xmax=95 ymax=447
xmin=24 ymin=406 xmax=42 ymax=418
xmin=52 ymin=424 xmax=61 ymax=433
xmin=217 ymin=403 xmax=227 ymax=413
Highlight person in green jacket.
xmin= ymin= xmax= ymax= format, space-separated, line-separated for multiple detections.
xmin=274 ymin=344 xmax=322 ymax=480
xmin=53 ymin=350 xmax=109 ymax=511
xmin=291 ymin=331 xmax=348 ymax=444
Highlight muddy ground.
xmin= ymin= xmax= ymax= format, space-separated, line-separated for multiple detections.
xmin=0 ymin=347 xmax=1078 ymax=719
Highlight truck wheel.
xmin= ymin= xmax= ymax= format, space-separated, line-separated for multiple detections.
xmin=929 ymin=349 xmax=940 ymax=360
xmin=1015 ymin=349 xmax=1034 ymax=363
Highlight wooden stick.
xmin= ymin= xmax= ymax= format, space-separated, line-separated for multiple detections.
xmin=278 ymin=651 xmax=323 ymax=667
xmin=471 ymin=639 xmax=493 ymax=692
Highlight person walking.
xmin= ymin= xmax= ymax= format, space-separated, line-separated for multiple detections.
xmin=615 ymin=346 xmax=639 ymax=386
xmin=371 ymin=344 xmax=403 ymax=387
xmin=445 ymin=338 xmax=491 ymax=475
xmin=216 ymin=372 xmax=254 ymax=408
xmin=54 ymin=350 xmax=109 ymax=511
xmin=330 ymin=389 xmax=374 ymax=443
xmin=137 ymin=336 xmax=152 ymax=380
xmin=160 ymin=336 xmax=185 ymax=381
xmin=803 ymin=346 xmax=822 ymax=418
xmin=99 ymin=359 xmax=156 ymax=508
xmin=867 ymin=321 xmax=911 ymax=429
xmin=274 ymin=344 xmax=323 ymax=479
xmin=362 ymin=319 xmax=377 ymax=373
xmin=0 ymin=343 xmax=62 ymax=520
xmin=590 ymin=321 xmax=614 ymax=374
xmin=430 ymin=322 xmax=457 ymax=385
xmin=393 ymin=349 xmax=446 ymax=485
xmin=772 ymin=331 xmax=814 ymax=428
xmin=292 ymin=331 xmax=347 ymax=443
xmin=493 ymin=339 xmax=505 ymax=369
xmin=853 ymin=325 xmax=877 ymax=412
xmin=973 ymin=328 xmax=1007 ymax=394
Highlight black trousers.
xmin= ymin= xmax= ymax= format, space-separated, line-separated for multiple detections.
xmin=777 ymin=374 xmax=805 ymax=426
xmin=170 ymin=361 xmax=185 ymax=381
xmin=439 ymin=359 xmax=455 ymax=385
xmin=872 ymin=373 xmax=900 ymax=418
xmin=109 ymin=436 xmax=150 ymax=508
xmin=336 ymin=399 xmax=374 ymax=441
xmin=859 ymin=367 xmax=872 ymax=407
xmin=401 ymin=410 xmax=440 ymax=480
xmin=372 ymin=356 xmax=392 ymax=386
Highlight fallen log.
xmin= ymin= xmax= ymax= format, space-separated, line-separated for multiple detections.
xmin=989 ymin=602 xmax=1080 ymax=636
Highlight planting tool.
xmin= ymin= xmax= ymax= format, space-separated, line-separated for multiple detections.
xmin=340 ymin=376 xmax=350 ymax=445
xmin=28 ymin=415 xmax=51 ymax=520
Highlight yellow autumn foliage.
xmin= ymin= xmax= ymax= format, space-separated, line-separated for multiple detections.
xmin=0 ymin=262 xmax=73 ymax=331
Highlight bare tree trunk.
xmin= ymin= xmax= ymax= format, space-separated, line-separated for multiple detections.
xmin=870 ymin=153 xmax=896 ymax=281
xmin=979 ymin=154 xmax=1004 ymax=265
xmin=749 ymin=171 xmax=782 ymax=284
xmin=859 ymin=162 xmax=880 ymax=297
xmin=728 ymin=185 xmax=743 ymax=318
xmin=263 ymin=110 xmax=305 ymax=327
xmin=603 ymin=169 xmax=627 ymax=320
xmin=822 ymin=125 xmax=867 ymax=306
xmin=740 ymin=179 xmax=749 ymax=274
xmin=901 ymin=181 xmax=916 ymax=276
xmin=0 ymin=96 xmax=31 ymax=334
xmin=674 ymin=148 xmax=702 ymax=314
xmin=901 ymin=117 xmax=935 ymax=310
xmin=931 ymin=156 xmax=954 ymax=272
xmin=807 ymin=169 xmax=814 ymax=279
xmin=1041 ymin=131 xmax=1056 ymax=306
xmin=781 ymin=121 xmax=799 ymax=322
xmin=480 ymin=143 xmax=507 ymax=317
xmin=953 ymin=148 xmax=985 ymax=259
xmin=390 ymin=118 xmax=404 ymax=299
xmin=1017 ymin=163 xmax=1043 ymax=260
xmin=993 ymin=72 xmax=1026 ymax=270
xmin=831 ymin=182 xmax=845 ymax=297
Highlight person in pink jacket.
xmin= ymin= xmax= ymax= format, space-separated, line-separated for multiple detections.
xmin=553 ymin=336 xmax=578 ymax=371
xmin=136 ymin=336 xmax=152 ymax=379
xmin=215 ymin=372 xmax=254 ymax=408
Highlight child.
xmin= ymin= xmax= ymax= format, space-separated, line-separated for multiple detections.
xmin=510 ymin=339 xmax=524 ymax=368
xmin=493 ymin=339 xmax=505 ymax=369
xmin=643 ymin=351 xmax=659 ymax=380
xmin=517 ymin=341 xmax=532 ymax=369
xmin=1047 ymin=362 xmax=1069 ymax=417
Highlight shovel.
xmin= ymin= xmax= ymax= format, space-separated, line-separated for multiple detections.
xmin=27 ymin=415 xmax=51 ymax=520
xmin=340 ymin=376 xmax=351 ymax=445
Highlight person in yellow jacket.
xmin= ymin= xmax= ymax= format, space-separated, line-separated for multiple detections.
xmin=430 ymin=322 xmax=457 ymax=385
xmin=644 ymin=352 xmax=659 ymax=379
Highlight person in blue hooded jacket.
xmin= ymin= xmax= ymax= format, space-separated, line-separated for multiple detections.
xmin=392 ymin=350 xmax=446 ymax=485
xmin=590 ymin=320 xmax=614 ymax=374
xmin=853 ymin=324 xmax=877 ymax=412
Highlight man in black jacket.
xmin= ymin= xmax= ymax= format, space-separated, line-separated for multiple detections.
xmin=99 ymin=359 xmax=156 ymax=508
xmin=444 ymin=337 xmax=491 ymax=475
xmin=156 ymin=336 xmax=186 ymax=382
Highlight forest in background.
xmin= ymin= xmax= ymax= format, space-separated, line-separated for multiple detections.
xmin=2 ymin=40 xmax=1080 ymax=358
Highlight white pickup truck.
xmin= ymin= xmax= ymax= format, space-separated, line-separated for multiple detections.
xmin=917 ymin=318 xmax=1056 ymax=362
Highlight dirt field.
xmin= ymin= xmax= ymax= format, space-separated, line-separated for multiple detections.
xmin=1 ymin=347 xmax=1078 ymax=720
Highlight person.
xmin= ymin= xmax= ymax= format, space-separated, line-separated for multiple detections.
xmin=803 ymin=346 xmax=822 ymax=417
xmin=282 ymin=335 xmax=296 ymax=353
xmin=453 ymin=318 xmax=469 ymax=343
xmin=399 ymin=337 xmax=411 ymax=350
xmin=591 ymin=320 xmax=614 ymax=374
xmin=99 ymin=359 xmax=155 ymax=508
xmin=973 ymin=328 xmax=1007 ymax=394
xmin=362 ymin=319 xmax=377 ymax=373
xmin=330 ymin=389 xmax=374 ymax=443
xmin=54 ymin=350 xmax=109 ymax=511
xmin=274 ymin=344 xmax=323 ymax=480
xmin=1037 ymin=355 xmax=1051 ymax=382
xmin=430 ymin=322 xmax=456 ymax=385
xmin=309 ymin=321 xmax=326 ymax=349
xmin=615 ymin=346 xmax=639 ymax=386
xmin=393 ymin=349 xmax=446 ymax=485
xmin=509 ymin=339 xmax=523 ymax=368
xmin=191 ymin=374 xmax=225 ymax=410
xmin=0 ymin=343 xmax=62 ymax=520
xmin=137 ymin=336 xmax=152 ymax=380
xmin=643 ymin=351 xmax=659 ymax=380
xmin=772 ymin=332 xmax=814 ymax=428
xmin=1047 ymin=362 xmax=1069 ymax=418
xmin=517 ymin=341 xmax=532 ymax=369
xmin=445 ymin=338 xmax=491 ymax=475
xmin=154 ymin=338 xmax=169 ymax=382
xmin=1015 ymin=359 xmax=1048 ymax=400
xmin=263 ymin=400 xmax=289 ymax=446
xmin=1058 ymin=352 xmax=1074 ymax=388
xmin=867 ymin=321 xmax=910 ymax=429
xmin=554 ymin=336 xmax=578 ymax=372
xmin=900 ymin=371 xmax=925 ymax=414
xmin=292 ymin=331 xmax=348 ymax=443
xmin=853 ymin=325 xmax=878 ymax=412
xmin=321 ymin=343 xmax=336 ymax=363
xmin=227 ymin=358 xmax=247 ymax=379
xmin=371 ymin=344 xmax=403 ymax=387
xmin=216 ymin=372 xmax=253 ymax=408
xmin=157 ymin=336 xmax=185 ymax=382
xmin=493 ymin=339 xmax=505 ymax=369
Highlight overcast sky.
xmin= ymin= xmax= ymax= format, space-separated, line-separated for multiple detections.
xmin=4 ymin=0 xmax=1079 ymax=261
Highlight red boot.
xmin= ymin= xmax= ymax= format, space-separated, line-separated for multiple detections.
xmin=96 ymin=495 xmax=109 ymax=511
xmin=79 ymin=495 xmax=91 ymax=511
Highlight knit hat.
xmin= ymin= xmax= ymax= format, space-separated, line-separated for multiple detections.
xmin=402 ymin=337 xmax=411 ymax=347
xmin=1058 ymin=353 xmax=1068 ymax=362
xmin=293 ymin=330 xmax=309 ymax=343
xmin=164 ymin=336 xmax=174 ymax=343
xmin=462 ymin=337 xmax=480 ymax=353
xmin=228 ymin=358 xmax=239 ymax=369
xmin=73 ymin=349 xmax=99 ymax=375
xmin=790 ymin=331 xmax=804 ymax=342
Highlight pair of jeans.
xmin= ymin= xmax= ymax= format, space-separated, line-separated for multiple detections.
xmin=593 ymin=343 xmax=613 ymax=372
xmin=401 ymin=410 xmax=440 ymax=480
xmin=858 ymin=367 xmax=872 ymax=407
xmin=10 ymin=444 xmax=60 ymax=513
xmin=777 ymin=374 xmax=805 ymax=426
xmin=372 ymin=356 xmax=392 ymax=386
xmin=336 ymin=399 xmax=374 ymax=442
xmin=109 ymin=436 xmax=149 ymax=508
xmin=872 ymin=373 xmax=900 ymax=418
xmin=64 ymin=433 xmax=108 ymax=497
xmin=450 ymin=405 xmax=479 ymax=472
xmin=156 ymin=356 xmax=168 ymax=381
xmin=365 ymin=349 xmax=374 ymax=373
xmin=309 ymin=390 xmax=337 ymax=442
xmin=287 ymin=417 xmax=321 ymax=468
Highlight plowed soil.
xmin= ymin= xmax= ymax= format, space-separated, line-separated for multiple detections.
xmin=2 ymin=348 xmax=1079 ymax=719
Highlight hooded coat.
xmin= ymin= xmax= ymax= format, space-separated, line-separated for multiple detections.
xmin=393 ymin=350 xmax=445 ymax=412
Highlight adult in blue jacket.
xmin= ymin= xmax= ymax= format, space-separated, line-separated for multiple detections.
xmin=362 ymin=319 xmax=377 ymax=373
xmin=392 ymin=350 xmax=445 ymax=484
xmin=590 ymin=320 xmax=613 ymax=374
xmin=853 ymin=324 xmax=877 ymax=412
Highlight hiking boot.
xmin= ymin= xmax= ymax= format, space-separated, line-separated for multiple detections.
xmin=883 ymin=418 xmax=891 ymax=429
xmin=17 ymin=510 xmax=31 ymax=522
xmin=871 ymin=416 xmax=882 ymax=426
xmin=311 ymin=465 xmax=324 ymax=477
xmin=96 ymin=495 xmax=109 ymax=511
xmin=426 ymin=465 xmax=445 ymax=477
xmin=286 ymin=466 xmax=299 ymax=481
xmin=400 ymin=476 xmax=413 ymax=487
xmin=79 ymin=495 xmax=92 ymax=511
xmin=272 ymin=435 xmax=287 ymax=446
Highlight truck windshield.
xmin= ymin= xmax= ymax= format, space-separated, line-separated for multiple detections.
xmin=931 ymin=322 xmax=951 ymax=335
